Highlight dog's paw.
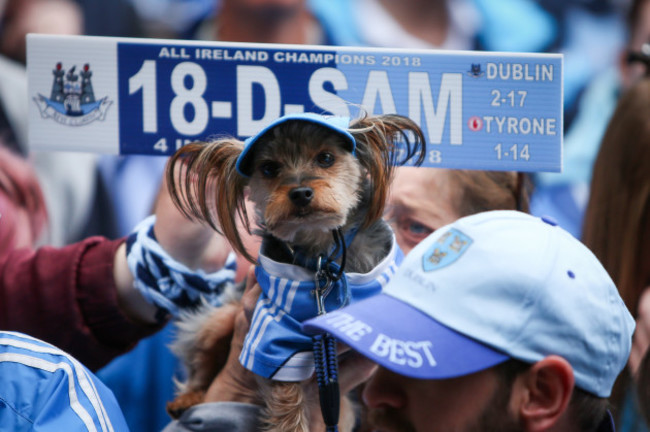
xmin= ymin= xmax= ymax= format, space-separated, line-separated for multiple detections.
xmin=166 ymin=391 xmax=206 ymax=419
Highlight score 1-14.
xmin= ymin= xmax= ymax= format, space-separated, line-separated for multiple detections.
xmin=494 ymin=143 xmax=530 ymax=161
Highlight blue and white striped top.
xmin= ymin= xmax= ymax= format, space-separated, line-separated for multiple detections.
xmin=0 ymin=331 xmax=129 ymax=431
xmin=239 ymin=238 xmax=403 ymax=381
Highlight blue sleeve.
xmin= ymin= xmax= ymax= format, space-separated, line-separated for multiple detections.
xmin=0 ymin=331 xmax=129 ymax=432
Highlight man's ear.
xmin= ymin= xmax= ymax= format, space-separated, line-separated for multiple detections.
xmin=515 ymin=355 xmax=575 ymax=431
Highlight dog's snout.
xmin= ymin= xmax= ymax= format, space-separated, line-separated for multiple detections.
xmin=289 ymin=187 xmax=313 ymax=207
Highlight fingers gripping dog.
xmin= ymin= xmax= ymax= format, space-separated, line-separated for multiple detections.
xmin=165 ymin=113 xmax=425 ymax=431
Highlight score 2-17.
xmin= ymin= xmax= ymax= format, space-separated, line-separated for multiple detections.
xmin=490 ymin=90 xmax=527 ymax=108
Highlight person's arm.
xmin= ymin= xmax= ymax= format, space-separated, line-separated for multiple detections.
xmin=151 ymin=172 xmax=233 ymax=273
xmin=0 ymin=174 xmax=234 ymax=370
xmin=0 ymin=330 xmax=131 ymax=431
xmin=115 ymin=172 xmax=238 ymax=320
xmin=111 ymin=182 xmax=233 ymax=325
xmin=0 ymin=236 xmax=160 ymax=371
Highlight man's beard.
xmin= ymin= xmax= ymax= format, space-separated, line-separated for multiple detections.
xmin=468 ymin=379 xmax=523 ymax=432
xmin=367 ymin=406 xmax=417 ymax=432
xmin=366 ymin=377 xmax=524 ymax=432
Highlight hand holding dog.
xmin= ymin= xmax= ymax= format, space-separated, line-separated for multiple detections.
xmin=203 ymin=267 xmax=261 ymax=405
xmin=201 ymin=267 xmax=378 ymax=431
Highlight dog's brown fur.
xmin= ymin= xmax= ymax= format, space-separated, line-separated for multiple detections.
xmin=165 ymin=113 xmax=425 ymax=431
xmin=166 ymin=301 xmax=239 ymax=419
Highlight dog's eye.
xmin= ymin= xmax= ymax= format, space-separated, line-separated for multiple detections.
xmin=316 ymin=152 xmax=335 ymax=168
xmin=259 ymin=161 xmax=281 ymax=178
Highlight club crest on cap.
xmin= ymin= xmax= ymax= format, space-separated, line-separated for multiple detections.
xmin=422 ymin=228 xmax=472 ymax=272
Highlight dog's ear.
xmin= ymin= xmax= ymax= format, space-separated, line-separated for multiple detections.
xmin=350 ymin=114 xmax=426 ymax=226
xmin=166 ymin=139 xmax=255 ymax=262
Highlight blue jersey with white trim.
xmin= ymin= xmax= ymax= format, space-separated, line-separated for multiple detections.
xmin=240 ymin=237 xmax=403 ymax=381
xmin=0 ymin=331 xmax=129 ymax=432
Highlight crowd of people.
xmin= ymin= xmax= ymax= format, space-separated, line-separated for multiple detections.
xmin=0 ymin=0 xmax=649 ymax=431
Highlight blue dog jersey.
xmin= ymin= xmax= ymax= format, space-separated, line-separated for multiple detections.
xmin=239 ymin=237 xmax=403 ymax=381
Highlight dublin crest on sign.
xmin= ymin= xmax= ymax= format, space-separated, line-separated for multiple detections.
xmin=33 ymin=62 xmax=112 ymax=126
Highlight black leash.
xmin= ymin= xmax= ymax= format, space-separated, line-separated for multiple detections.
xmin=312 ymin=228 xmax=348 ymax=432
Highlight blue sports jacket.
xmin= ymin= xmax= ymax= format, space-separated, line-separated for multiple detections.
xmin=0 ymin=331 xmax=129 ymax=431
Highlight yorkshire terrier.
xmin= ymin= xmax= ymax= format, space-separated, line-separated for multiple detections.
xmin=165 ymin=112 xmax=425 ymax=431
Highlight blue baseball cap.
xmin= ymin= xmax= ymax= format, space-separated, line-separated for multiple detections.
xmin=236 ymin=113 xmax=356 ymax=177
xmin=303 ymin=210 xmax=635 ymax=397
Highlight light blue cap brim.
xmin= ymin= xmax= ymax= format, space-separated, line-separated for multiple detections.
xmin=236 ymin=113 xmax=355 ymax=177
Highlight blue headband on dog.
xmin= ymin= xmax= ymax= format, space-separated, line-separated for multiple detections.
xmin=236 ymin=113 xmax=355 ymax=177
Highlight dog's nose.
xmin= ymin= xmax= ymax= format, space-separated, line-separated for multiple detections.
xmin=289 ymin=187 xmax=313 ymax=207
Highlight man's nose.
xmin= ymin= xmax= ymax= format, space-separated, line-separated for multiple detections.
xmin=362 ymin=367 xmax=406 ymax=409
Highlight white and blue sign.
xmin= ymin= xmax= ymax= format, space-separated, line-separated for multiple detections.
xmin=27 ymin=34 xmax=563 ymax=172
